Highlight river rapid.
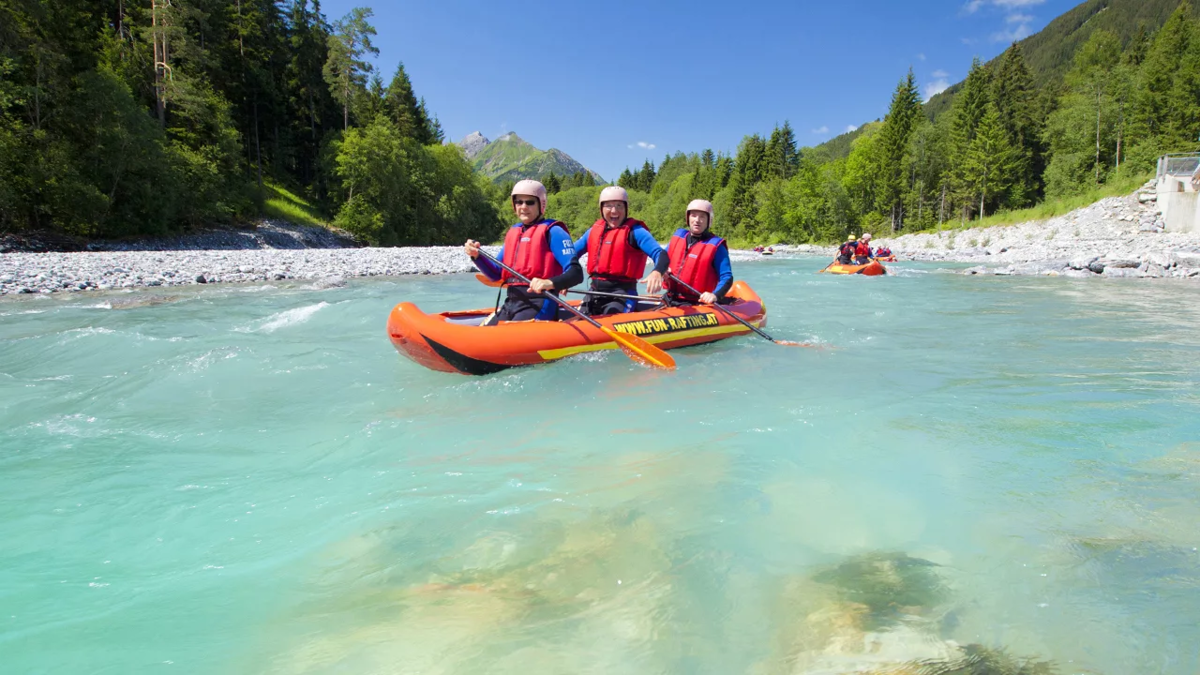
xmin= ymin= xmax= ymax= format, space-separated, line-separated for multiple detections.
xmin=2 ymin=257 xmax=1198 ymax=674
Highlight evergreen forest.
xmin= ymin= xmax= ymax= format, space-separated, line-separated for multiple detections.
xmin=559 ymin=2 xmax=1200 ymax=244
xmin=0 ymin=0 xmax=505 ymax=245
xmin=2 ymin=1 xmax=1200 ymax=247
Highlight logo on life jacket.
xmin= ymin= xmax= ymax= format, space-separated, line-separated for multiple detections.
xmin=610 ymin=312 xmax=719 ymax=336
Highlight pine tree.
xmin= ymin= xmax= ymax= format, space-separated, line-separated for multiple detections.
xmin=322 ymin=7 xmax=378 ymax=130
xmin=1132 ymin=2 xmax=1200 ymax=155
xmin=384 ymin=62 xmax=426 ymax=141
xmin=875 ymin=69 xmax=922 ymax=230
xmin=618 ymin=167 xmax=633 ymax=187
xmin=701 ymin=148 xmax=715 ymax=169
xmin=965 ymin=104 xmax=1020 ymax=218
xmin=991 ymin=43 xmax=1040 ymax=203
xmin=947 ymin=58 xmax=993 ymax=220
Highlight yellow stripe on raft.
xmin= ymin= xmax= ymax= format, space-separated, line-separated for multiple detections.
xmin=537 ymin=322 xmax=755 ymax=361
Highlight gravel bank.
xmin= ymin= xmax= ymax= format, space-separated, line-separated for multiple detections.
xmin=6 ymin=186 xmax=1200 ymax=295
xmin=0 ymin=246 xmax=487 ymax=295
xmin=872 ymin=185 xmax=1200 ymax=279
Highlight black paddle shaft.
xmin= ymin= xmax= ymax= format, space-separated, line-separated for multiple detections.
xmin=666 ymin=273 xmax=782 ymax=343
xmin=475 ymin=251 xmax=606 ymax=330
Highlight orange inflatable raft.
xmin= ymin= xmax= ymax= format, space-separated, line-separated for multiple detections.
xmin=873 ymin=255 xmax=897 ymax=262
xmin=821 ymin=260 xmax=888 ymax=276
xmin=387 ymin=281 xmax=767 ymax=375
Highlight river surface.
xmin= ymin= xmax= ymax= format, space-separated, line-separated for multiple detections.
xmin=2 ymin=257 xmax=1199 ymax=674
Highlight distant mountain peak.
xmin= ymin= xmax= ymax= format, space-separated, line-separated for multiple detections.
xmin=457 ymin=131 xmax=490 ymax=159
xmin=460 ymin=130 xmax=603 ymax=184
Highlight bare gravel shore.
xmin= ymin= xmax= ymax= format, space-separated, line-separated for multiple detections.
xmin=6 ymin=186 xmax=1200 ymax=296
xmin=776 ymin=184 xmax=1200 ymax=280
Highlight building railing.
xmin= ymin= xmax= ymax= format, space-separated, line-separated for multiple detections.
xmin=1157 ymin=153 xmax=1200 ymax=179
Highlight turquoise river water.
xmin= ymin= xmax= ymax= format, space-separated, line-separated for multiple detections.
xmin=2 ymin=257 xmax=1199 ymax=674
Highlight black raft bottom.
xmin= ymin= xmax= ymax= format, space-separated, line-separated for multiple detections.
xmin=423 ymin=335 xmax=513 ymax=376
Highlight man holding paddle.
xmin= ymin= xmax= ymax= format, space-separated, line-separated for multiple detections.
xmin=536 ymin=186 xmax=668 ymax=315
xmin=664 ymin=199 xmax=734 ymax=306
xmin=464 ymin=180 xmax=580 ymax=325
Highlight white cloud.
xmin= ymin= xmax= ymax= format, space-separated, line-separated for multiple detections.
xmin=846 ymin=125 xmax=859 ymax=133
xmin=964 ymin=0 xmax=1043 ymax=13
xmin=961 ymin=37 xmax=978 ymax=45
xmin=923 ymin=79 xmax=950 ymax=100
xmin=811 ymin=126 xmax=829 ymax=134
xmin=917 ymin=53 xmax=926 ymax=61
xmin=627 ymin=141 xmax=656 ymax=150
xmin=992 ymin=13 xmax=1033 ymax=42
xmin=932 ymin=69 xmax=949 ymax=78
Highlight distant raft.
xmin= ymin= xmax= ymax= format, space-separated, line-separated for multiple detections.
xmin=821 ymin=260 xmax=888 ymax=276
xmin=873 ymin=255 xmax=897 ymax=262
xmin=386 ymin=281 xmax=767 ymax=375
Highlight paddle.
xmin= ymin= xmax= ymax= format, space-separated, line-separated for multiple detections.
xmin=666 ymin=273 xmax=816 ymax=348
xmin=474 ymin=251 xmax=675 ymax=370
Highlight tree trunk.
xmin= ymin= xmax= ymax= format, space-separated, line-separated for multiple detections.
xmin=1095 ymin=87 xmax=1102 ymax=186
xmin=938 ymin=184 xmax=947 ymax=227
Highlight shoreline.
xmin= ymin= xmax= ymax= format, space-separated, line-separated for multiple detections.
xmin=6 ymin=188 xmax=1200 ymax=295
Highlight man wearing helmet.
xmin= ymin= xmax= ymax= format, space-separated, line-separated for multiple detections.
xmin=664 ymin=199 xmax=734 ymax=306
xmin=855 ymin=233 xmax=874 ymax=264
xmin=836 ymin=235 xmax=857 ymax=265
xmin=464 ymin=179 xmax=579 ymax=324
xmin=535 ymin=185 xmax=667 ymax=315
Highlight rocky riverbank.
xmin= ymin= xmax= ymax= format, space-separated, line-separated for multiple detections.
xmin=5 ymin=184 xmax=1200 ymax=295
xmin=874 ymin=183 xmax=1200 ymax=279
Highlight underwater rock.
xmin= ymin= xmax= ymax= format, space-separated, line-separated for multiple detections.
xmin=811 ymin=551 xmax=948 ymax=630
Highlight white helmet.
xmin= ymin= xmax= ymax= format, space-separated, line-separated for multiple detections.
xmin=598 ymin=185 xmax=629 ymax=209
xmin=861 ymin=232 xmax=872 ymax=240
xmin=511 ymin=179 xmax=547 ymax=216
xmin=686 ymin=199 xmax=714 ymax=228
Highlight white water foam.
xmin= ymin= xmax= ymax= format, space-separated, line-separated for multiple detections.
xmin=240 ymin=302 xmax=329 ymax=333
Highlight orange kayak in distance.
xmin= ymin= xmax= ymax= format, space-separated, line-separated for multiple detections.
xmin=821 ymin=260 xmax=888 ymax=276
xmin=386 ymin=281 xmax=767 ymax=375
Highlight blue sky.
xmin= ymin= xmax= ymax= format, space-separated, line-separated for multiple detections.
xmin=320 ymin=0 xmax=1080 ymax=181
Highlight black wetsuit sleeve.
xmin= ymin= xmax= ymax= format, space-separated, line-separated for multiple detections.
xmin=714 ymin=277 xmax=733 ymax=300
xmin=548 ymin=261 xmax=584 ymax=290
xmin=652 ymin=252 xmax=669 ymax=275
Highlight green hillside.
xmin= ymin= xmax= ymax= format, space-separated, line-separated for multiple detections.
xmin=813 ymin=0 xmax=1200 ymax=161
xmin=925 ymin=0 xmax=1200 ymax=118
xmin=465 ymin=133 xmax=604 ymax=184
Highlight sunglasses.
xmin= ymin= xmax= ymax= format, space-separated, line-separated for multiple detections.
xmin=513 ymin=198 xmax=538 ymax=206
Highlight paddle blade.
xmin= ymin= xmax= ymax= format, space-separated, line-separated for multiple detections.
xmin=602 ymin=327 xmax=676 ymax=370
xmin=475 ymin=273 xmax=503 ymax=288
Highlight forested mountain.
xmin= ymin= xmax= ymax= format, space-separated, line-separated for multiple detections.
xmin=460 ymin=132 xmax=603 ymax=185
xmin=595 ymin=1 xmax=1200 ymax=245
xmin=925 ymin=0 xmax=1200 ymax=119
xmin=812 ymin=0 xmax=1200 ymax=162
xmin=0 ymin=0 xmax=505 ymax=245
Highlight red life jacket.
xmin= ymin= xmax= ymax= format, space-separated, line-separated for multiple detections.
xmin=586 ymin=218 xmax=649 ymax=282
xmin=855 ymin=241 xmax=872 ymax=257
xmin=667 ymin=228 xmax=725 ymax=300
xmin=500 ymin=220 xmax=567 ymax=284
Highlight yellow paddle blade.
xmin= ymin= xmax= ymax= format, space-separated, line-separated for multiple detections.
xmin=602 ymin=327 xmax=676 ymax=370
xmin=475 ymin=273 xmax=503 ymax=287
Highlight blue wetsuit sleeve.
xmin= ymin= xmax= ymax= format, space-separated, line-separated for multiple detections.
xmin=474 ymin=245 xmax=503 ymax=280
xmin=713 ymin=245 xmax=734 ymax=299
xmin=569 ymin=228 xmax=590 ymax=268
xmin=535 ymin=225 xmax=577 ymax=320
xmin=632 ymin=227 xmax=669 ymax=274
xmin=549 ymin=226 xmax=576 ymax=270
